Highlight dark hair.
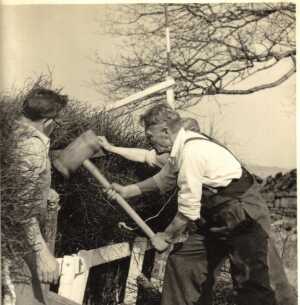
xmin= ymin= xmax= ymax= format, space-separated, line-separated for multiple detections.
xmin=182 ymin=117 xmax=200 ymax=133
xmin=140 ymin=104 xmax=182 ymax=129
xmin=22 ymin=88 xmax=68 ymax=121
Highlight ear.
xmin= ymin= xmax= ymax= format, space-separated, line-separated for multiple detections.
xmin=162 ymin=126 xmax=170 ymax=135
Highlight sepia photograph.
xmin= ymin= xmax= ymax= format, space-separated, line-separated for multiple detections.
xmin=1 ymin=2 xmax=297 ymax=305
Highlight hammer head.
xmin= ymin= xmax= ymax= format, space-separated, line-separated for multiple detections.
xmin=53 ymin=130 xmax=104 ymax=178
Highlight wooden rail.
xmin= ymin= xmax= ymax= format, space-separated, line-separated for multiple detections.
xmin=53 ymin=234 xmax=187 ymax=305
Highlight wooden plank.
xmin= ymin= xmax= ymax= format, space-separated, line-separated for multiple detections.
xmin=123 ymin=237 xmax=149 ymax=305
xmin=106 ymin=78 xmax=175 ymax=111
xmin=58 ymin=256 xmax=89 ymax=305
xmin=78 ymin=242 xmax=152 ymax=269
xmin=78 ymin=242 xmax=131 ymax=269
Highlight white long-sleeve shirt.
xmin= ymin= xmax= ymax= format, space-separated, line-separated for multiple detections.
xmin=168 ymin=128 xmax=242 ymax=220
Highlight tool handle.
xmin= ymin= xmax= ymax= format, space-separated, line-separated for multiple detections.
xmin=83 ymin=160 xmax=155 ymax=239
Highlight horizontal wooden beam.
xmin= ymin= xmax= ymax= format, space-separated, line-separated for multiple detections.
xmin=78 ymin=241 xmax=152 ymax=269
xmin=105 ymin=78 xmax=175 ymax=111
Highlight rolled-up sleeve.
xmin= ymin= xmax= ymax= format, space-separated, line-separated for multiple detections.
xmin=153 ymin=161 xmax=178 ymax=193
xmin=144 ymin=149 xmax=158 ymax=167
xmin=177 ymin=144 xmax=205 ymax=220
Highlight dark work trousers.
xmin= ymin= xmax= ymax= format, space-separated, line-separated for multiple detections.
xmin=161 ymin=220 xmax=277 ymax=305
xmin=200 ymin=236 xmax=297 ymax=305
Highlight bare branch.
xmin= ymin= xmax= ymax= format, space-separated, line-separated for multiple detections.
xmin=94 ymin=3 xmax=295 ymax=107
xmin=208 ymin=65 xmax=295 ymax=95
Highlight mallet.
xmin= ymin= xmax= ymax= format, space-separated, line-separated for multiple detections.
xmin=53 ymin=130 xmax=155 ymax=239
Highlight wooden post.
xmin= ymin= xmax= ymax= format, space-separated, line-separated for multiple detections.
xmin=123 ymin=237 xmax=149 ymax=305
xmin=44 ymin=200 xmax=60 ymax=253
xmin=164 ymin=5 xmax=175 ymax=109
xmin=43 ymin=196 xmax=60 ymax=296
xmin=150 ymin=250 xmax=171 ymax=292
xmin=58 ymin=255 xmax=89 ymax=305
xmin=151 ymin=233 xmax=188 ymax=291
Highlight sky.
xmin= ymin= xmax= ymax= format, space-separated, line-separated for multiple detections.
xmin=1 ymin=4 xmax=297 ymax=169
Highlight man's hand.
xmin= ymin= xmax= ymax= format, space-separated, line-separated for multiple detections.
xmin=105 ymin=186 xmax=119 ymax=201
xmin=97 ymin=136 xmax=113 ymax=151
xmin=48 ymin=189 xmax=60 ymax=204
xmin=35 ymin=245 xmax=60 ymax=284
xmin=151 ymin=232 xmax=172 ymax=252
xmin=105 ymin=183 xmax=140 ymax=199
xmin=111 ymin=183 xmax=130 ymax=198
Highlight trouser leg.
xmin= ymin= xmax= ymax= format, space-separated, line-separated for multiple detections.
xmin=229 ymin=222 xmax=277 ymax=305
xmin=160 ymin=233 xmax=208 ymax=305
xmin=228 ymin=235 xmax=297 ymax=305
xmin=267 ymin=236 xmax=297 ymax=305
xmin=201 ymin=238 xmax=228 ymax=305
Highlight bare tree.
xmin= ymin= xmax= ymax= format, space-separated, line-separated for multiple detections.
xmin=94 ymin=3 xmax=295 ymax=109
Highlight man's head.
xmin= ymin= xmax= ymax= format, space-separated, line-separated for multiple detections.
xmin=140 ymin=104 xmax=182 ymax=153
xmin=182 ymin=117 xmax=200 ymax=133
xmin=22 ymin=88 xmax=68 ymax=135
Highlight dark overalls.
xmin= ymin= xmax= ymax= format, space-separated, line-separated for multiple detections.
xmin=160 ymin=138 xmax=277 ymax=305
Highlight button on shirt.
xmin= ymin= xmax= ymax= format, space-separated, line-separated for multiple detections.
xmin=166 ymin=128 xmax=242 ymax=221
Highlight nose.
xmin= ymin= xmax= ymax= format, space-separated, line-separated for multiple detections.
xmin=145 ymin=131 xmax=153 ymax=142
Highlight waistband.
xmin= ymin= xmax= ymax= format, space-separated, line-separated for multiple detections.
xmin=202 ymin=168 xmax=254 ymax=208
xmin=214 ymin=167 xmax=254 ymax=196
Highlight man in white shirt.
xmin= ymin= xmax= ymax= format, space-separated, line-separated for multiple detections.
xmin=107 ymin=104 xmax=277 ymax=305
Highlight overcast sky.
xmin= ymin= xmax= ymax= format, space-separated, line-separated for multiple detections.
xmin=1 ymin=4 xmax=296 ymax=169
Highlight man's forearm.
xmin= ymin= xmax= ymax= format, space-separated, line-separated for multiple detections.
xmin=136 ymin=176 xmax=160 ymax=194
xmin=164 ymin=212 xmax=189 ymax=239
xmin=22 ymin=217 xmax=47 ymax=252
xmin=109 ymin=146 xmax=149 ymax=163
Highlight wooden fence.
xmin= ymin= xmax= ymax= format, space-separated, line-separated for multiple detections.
xmin=48 ymin=236 xmax=185 ymax=305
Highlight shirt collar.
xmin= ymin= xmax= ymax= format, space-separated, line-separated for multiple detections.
xmin=170 ymin=127 xmax=186 ymax=159
xmin=17 ymin=120 xmax=50 ymax=148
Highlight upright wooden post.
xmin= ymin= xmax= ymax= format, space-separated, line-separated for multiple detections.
xmin=123 ymin=237 xmax=148 ymax=305
xmin=150 ymin=249 xmax=171 ymax=292
xmin=151 ymin=233 xmax=188 ymax=291
xmin=43 ymin=196 xmax=60 ymax=296
xmin=58 ymin=255 xmax=90 ymax=305
xmin=165 ymin=5 xmax=175 ymax=109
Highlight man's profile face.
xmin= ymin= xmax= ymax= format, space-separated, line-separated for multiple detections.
xmin=145 ymin=123 xmax=172 ymax=153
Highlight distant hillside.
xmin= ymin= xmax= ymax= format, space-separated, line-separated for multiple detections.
xmin=246 ymin=164 xmax=294 ymax=178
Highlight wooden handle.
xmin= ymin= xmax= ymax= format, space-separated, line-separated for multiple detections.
xmin=83 ymin=160 xmax=155 ymax=239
